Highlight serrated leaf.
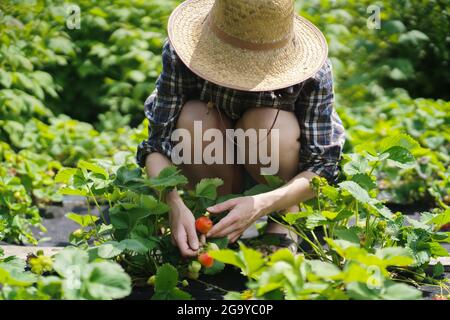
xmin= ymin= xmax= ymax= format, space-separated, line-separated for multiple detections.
xmin=145 ymin=166 xmax=188 ymax=191
xmin=66 ymin=212 xmax=99 ymax=227
xmin=209 ymin=249 xmax=245 ymax=270
xmin=351 ymin=173 xmax=376 ymax=191
xmin=78 ymin=160 xmax=108 ymax=179
xmin=54 ymin=247 xmax=89 ymax=278
xmin=55 ymin=168 xmax=78 ymax=184
xmin=382 ymin=146 xmax=416 ymax=168
xmin=84 ymin=261 xmax=131 ymax=300
xmin=119 ymin=238 xmax=158 ymax=254
xmin=195 ymin=178 xmax=223 ymax=200
xmin=378 ymin=134 xmax=420 ymax=153
xmin=339 ymin=181 xmax=372 ymax=204
xmin=154 ymin=264 xmax=178 ymax=292
xmin=97 ymin=241 xmax=125 ymax=258
xmin=432 ymin=262 xmax=444 ymax=278
xmin=58 ymin=187 xmax=88 ymax=196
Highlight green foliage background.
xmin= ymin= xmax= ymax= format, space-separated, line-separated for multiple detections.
xmin=0 ymin=0 xmax=449 ymax=243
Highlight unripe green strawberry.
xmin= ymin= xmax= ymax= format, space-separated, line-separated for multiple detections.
xmin=187 ymin=271 xmax=199 ymax=280
xmin=72 ymin=229 xmax=83 ymax=238
xmin=207 ymin=242 xmax=219 ymax=251
xmin=182 ymin=280 xmax=189 ymax=287
xmin=147 ymin=275 xmax=156 ymax=286
xmin=188 ymin=261 xmax=202 ymax=273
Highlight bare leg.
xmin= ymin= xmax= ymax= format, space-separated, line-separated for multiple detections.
xmin=235 ymin=107 xmax=301 ymax=237
xmin=176 ymin=100 xmax=242 ymax=196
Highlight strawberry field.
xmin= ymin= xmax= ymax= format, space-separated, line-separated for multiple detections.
xmin=0 ymin=0 xmax=449 ymax=300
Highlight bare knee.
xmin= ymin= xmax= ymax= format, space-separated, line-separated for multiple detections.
xmin=236 ymin=107 xmax=301 ymax=181
xmin=176 ymin=100 xmax=223 ymax=132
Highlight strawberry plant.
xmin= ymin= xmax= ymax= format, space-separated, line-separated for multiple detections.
xmin=0 ymin=247 xmax=131 ymax=300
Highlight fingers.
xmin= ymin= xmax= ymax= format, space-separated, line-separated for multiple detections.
xmin=228 ymin=231 xmax=242 ymax=243
xmin=199 ymin=234 xmax=206 ymax=246
xmin=175 ymin=228 xmax=198 ymax=258
xmin=207 ymin=212 xmax=236 ymax=237
xmin=186 ymin=222 xmax=199 ymax=251
xmin=207 ymin=198 xmax=238 ymax=214
xmin=210 ymin=223 xmax=238 ymax=238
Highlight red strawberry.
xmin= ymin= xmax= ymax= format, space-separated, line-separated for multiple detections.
xmin=198 ymin=253 xmax=214 ymax=268
xmin=432 ymin=295 xmax=448 ymax=300
xmin=440 ymin=223 xmax=450 ymax=232
xmin=195 ymin=216 xmax=213 ymax=234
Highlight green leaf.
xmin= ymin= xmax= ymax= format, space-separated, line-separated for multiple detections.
xmin=351 ymin=173 xmax=376 ymax=191
xmin=59 ymin=187 xmax=87 ymax=196
xmin=154 ymin=264 xmax=178 ymax=292
xmin=429 ymin=209 xmax=450 ymax=228
xmin=114 ymin=166 xmax=142 ymax=187
xmin=145 ymin=166 xmax=188 ymax=191
xmin=308 ymin=260 xmax=341 ymax=278
xmin=342 ymin=153 xmax=369 ymax=176
xmin=208 ymin=237 xmax=229 ymax=249
xmin=334 ymin=227 xmax=360 ymax=244
xmin=195 ymin=178 xmax=223 ymax=200
xmin=55 ymin=168 xmax=78 ymax=184
xmin=339 ymin=181 xmax=372 ymax=204
xmin=0 ymin=69 xmax=12 ymax=88
xmin=119 ymin=238 xmax=158 ymax=254
xmin=97 ymin=241 xmax=125 ymax=258
xmin=203 ymin=260 xmax=225 ymax=275
xmin=139 ymin=194 xmax=169 ymax=214
xmin=167 ymin=287 xmax=192 ymax=300
xmin=378 ymin=134 xmax=420 ymax=153
xmin=269 ymin=248 xmax=295 ymax=265
xmin=283 ymin=211 xmax=309 ymax=225
xmin=381 ymin=281 xmax=422 ymax=300
xmin=54 ymin=247 xmax=89 ymax=278
xmin=382 ymin=146 xmax=416 ymax=168
xmin=66 ymin=213 xmax=99 ymax=227
xmin=429 ymin=242 xmax=450 ymax=257
xmin=78 ymin=160 xmax=109 ymax=179
xmin=263 ymin=175 xmax=284 ymax=188
xmin=238 ymin=243 xmax=266 ymax=278
xmin=209 ymin=249 xmax=245 ymax=270
xmin=432 ymin=262 xmax=444 ymax=278
xmin=83 ymin=261 xmax=131 ymax=300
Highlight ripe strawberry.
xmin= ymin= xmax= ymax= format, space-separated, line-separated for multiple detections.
xmin=198 ymin=253 xmax=214 ymax=268
xmin=440 ymin=223 xmax=450 ymax=232
xmin=432 ymin=295 xmax=448 ymax=300
xmin=195 ymin=216 xmax=213 ymax=234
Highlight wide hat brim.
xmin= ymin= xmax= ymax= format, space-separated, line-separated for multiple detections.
xmin=168 ymin=0 xmax=329 ymax=92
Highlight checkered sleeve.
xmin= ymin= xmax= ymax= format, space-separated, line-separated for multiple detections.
xmin=295 ymin=59 xmax=346 ymax=183
xmin=136 ymin=40 xmax=197 ymax=168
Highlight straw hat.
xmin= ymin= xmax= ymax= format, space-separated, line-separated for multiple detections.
xmin=167 ymin=0 xmax=328 ymax=92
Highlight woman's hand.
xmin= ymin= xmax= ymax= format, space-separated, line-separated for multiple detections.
xmin=206 ymin=195 xmax=269 ymax=243
xmin=166 ymin=191 xmax=199 ymax=257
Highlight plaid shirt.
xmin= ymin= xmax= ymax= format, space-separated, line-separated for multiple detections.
xmin=136 ymin=40 xmax=345 ymax=182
